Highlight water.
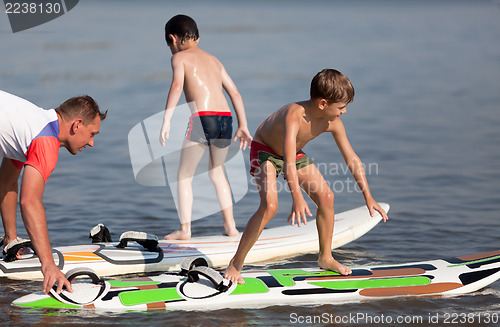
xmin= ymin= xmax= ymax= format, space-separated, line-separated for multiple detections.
xmin=1 ymin=0 xmax=500 ymax=325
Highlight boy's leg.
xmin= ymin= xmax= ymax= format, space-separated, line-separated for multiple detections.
xmin=165 ymin=140 xmax=207 ymax=240
xmin=0 ymin=159 xmax=22 ymax=251
xmin=208 ymin=145 xmax=238 ymax=237
xmin=296 ymin=164 xmax=352 ymax=275
xmin=225 ymin=161 xmax=279 ymax=283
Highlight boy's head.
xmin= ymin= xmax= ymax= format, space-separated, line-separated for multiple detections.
xmin=310 ymin=69 xmax=354 ymax=104
xmin=165 ymin=15 xmax=199 ymax=46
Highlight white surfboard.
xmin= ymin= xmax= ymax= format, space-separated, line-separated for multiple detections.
xmin=1 ymin=203 xmax=388 ymax=280
xmin=12 ymin=248 xmax=500 ymax=311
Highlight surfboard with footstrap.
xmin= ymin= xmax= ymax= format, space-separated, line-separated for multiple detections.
xmin=0 ymin=204 xmax=389 ymax=280
xmin=12 ymin=250 xmax=500 ymax=311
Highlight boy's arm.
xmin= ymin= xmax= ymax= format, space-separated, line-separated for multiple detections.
xmin=283 ymin=111 xmax=312 ymax=226
xmin=331 ymin=119 xmax=388 ymax=222
xmin=160 ymin=54 xmax=185 ymax=146
xmin=220 ymin=66 xmax=252 ymax=150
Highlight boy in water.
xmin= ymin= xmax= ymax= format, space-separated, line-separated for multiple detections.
xmin=225 ymin=69 xmax=388 ymax=283
xmin=159 ymin=15 xmax=252 ymax=240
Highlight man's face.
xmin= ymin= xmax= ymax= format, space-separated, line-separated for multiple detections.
xmin=67 ymin=115 xmax=101 ymax=155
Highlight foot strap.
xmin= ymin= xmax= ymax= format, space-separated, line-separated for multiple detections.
xmin=180 ymin=257 xmax=209 ymax=275
xmin=50 ymin=268 xmax=107 ymax=306
xmin=116 ymin=231 xmax=160 ymax=252
xmin=89 ymin=223 xmax=112 ymax=243
xmin=2 ymin=237 xmax=33 ymax=262
xmin=187 ymin=266 xmax=231 ymax=292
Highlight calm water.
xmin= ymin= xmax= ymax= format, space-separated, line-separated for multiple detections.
xmin=1 ymin=0 xmax=500 ymax=325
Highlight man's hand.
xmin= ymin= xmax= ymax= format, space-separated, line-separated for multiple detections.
xmin=41 ymin=263 xmax=73 ymax=295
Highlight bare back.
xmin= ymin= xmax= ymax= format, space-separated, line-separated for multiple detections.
xmin=176 ymin=48 xmax=231 ymax=113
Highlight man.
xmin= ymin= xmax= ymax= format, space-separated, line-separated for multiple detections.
xmin=0 ymin=90 xmax=107 ymax=294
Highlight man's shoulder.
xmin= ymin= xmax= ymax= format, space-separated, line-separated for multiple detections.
xmin=0 ymin=90 xmax=43 ymax=112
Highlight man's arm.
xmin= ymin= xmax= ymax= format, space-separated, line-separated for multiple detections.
xmin=19 ymin=165 xmax=73 ymax=294
xmin=331 ymin=119 xmax=388 ymax=222
xmin=220 ymin=65 xmax=252 ymax=150
xmin=283 ymin=110 xmax=312 ymax=226
xmin=0 ymin=158 xmax=22 ymax=254
xmin=160 ymin=54 xmax=185 ymax=146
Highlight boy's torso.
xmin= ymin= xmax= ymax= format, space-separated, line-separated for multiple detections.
xmin=255 ymin=102 xmax=337 ymax=155
xmin=176 ymin=48 xmax=231 ymax=114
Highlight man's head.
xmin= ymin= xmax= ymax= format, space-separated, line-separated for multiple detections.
xmin=310 ymin=69 xmax=355 ymax=105
xmin=165 ymin=14 xmax=199 ymax=46
xmin=55 ymin=95 xmax=107 ymax=155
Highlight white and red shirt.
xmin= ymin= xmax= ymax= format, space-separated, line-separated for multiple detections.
xmin=0 ymin=90 xmax=60 ymax=182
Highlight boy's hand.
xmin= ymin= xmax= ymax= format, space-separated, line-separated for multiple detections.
xmin=288 ymin=197 xmax=312 ymax=227
xmin=233 ymin=126 xmax=253 ymax=150
xmin=159 ymin=121 xmax=171 ymax=147
xmin=366 ymin=198 xmax=389 ymax=222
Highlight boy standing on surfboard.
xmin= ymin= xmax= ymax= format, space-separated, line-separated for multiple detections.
xmin=159 ymin=15 xmax=252 ymax=240
xmin=225 ymin=69 xmax=389 ymax=283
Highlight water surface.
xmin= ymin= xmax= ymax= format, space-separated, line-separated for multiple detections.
xmin=1 ymin=0 xmax=499 ymax=325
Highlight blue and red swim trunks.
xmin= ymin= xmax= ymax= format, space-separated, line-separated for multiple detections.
xmin=185 ymin=111 xmax=233 ymax=148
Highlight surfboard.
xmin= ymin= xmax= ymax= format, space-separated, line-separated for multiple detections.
xmin=12 ymin=249 xmax=500 ymax=311
xmin=1 ymin=203 xmax=388 ymax=280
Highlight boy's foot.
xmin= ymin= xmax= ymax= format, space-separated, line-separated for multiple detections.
xmin=318 ymin=257 xmax=352 ymax=276
xmin=164 ymin=230 xmax=191 ymax=240
xmin=223 ymin=227 xmax=239 ymax=237
xmin=224 ymin=263 xmax=244 ymax=284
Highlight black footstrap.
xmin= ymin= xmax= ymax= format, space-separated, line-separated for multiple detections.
xmin=50 ymin=268 xmax=107 ymax=306
xmin=116 ymin=231 xmax=160 ymax=252
xmin=187 ymin=266 xmax=231 ymax=292
xmin=89 ymin=223 xmax=112 ymax=243
xmin=2 ymin=238 xmax=34 ymax=262
xmin=180 ymin=257 xmax=209 ymax=276
xmin=65 ymin=267 xmax=103 ymax=284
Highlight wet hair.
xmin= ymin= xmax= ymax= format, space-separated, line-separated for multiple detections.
xmin=165 ymin=14 xmax=199 ymax=45
xmin=55 ymin=95 xmax=107 ymax=125
xmin=310 ymin=69 xmax=355 ymax=104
